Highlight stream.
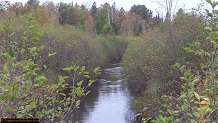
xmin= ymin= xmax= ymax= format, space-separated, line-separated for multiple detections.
xmin=72 ymin=63 xmax=137 ymax=123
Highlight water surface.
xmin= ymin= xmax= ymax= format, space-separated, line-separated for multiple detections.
xmin=73 ymin=64 xmax=136 ymax=123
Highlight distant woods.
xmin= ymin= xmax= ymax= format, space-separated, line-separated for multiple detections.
xmin=0 ymin=0 xmax=162 ymax=36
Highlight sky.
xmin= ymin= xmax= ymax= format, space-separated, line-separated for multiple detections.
xmin=6 ymin=0 xmax=207 ymax=14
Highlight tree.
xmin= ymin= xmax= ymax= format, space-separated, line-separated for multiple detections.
xmin=91 ymin=2 xmax=97 ymax=21
xmin=137 ymin=24 xmax=142 ymax=36
xmin=26 ymin=0 xmax=39 ymax=10
xmin=57 ymin=2 xmax=69 ymax=25
xmin=102 ymin=24 xmax=113 ymax=35
xmin=152 ymin=0 xmax=179 ymax=21
xmin=42 ymin=1 xmax=60 ymax=25
xmin=130 ymin=5 xmax=153 ymax=22
xmin=96 ymin=3 xmax=111 ymax=34
xmin=35 ymin=6 xmax=52 ymax=25
xmin=91 ymin=2 xmax=98 ymax=33
xmin=11 ymin=2 xmax=23 ymax=17
xmin=110 ymin=3 xmax=125 ymax=34
xmin=85 ymin=14 xmax=95 ymax=33
xmin=66 ymin=4 xmax=87 ymax=27
xmin=119 ymin=13 xmax=141 ymax=36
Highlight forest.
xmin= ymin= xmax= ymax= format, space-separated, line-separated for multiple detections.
xmin=0 ymin=0 xmax=218 ymax=122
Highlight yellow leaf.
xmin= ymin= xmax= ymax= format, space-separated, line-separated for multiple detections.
xmin=200 ymin=101 xmax=206 ymax=105
xmin=201 ymin=105 xmax=209 ymax=111
xmin=194 ymin=92 xmax=200 ymax=101
xmin=204 ymin=98 xmax=210 ymax=105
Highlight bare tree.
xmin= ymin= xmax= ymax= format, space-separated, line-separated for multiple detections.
xmin=151 ymin=0 xmax=179 ymax=21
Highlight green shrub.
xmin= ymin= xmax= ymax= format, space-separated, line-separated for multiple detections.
xmin=96 ymin=35 xmax=130 ymax=63
xmin=0 ymin=15 xmax=101 ymax=122
xmin=121 ymin=10 xmax=206 ymax=120
xmin=152 ymin=1 xmax=218 ymax=122
xmin=40 ymin=25 xmax=107 ymax=71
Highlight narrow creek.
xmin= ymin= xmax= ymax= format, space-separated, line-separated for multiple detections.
xmin=72 ymin=63 xmax=137 ymax=123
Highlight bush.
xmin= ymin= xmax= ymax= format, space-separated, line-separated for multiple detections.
xmin=121 ymin=11 xmax=207 ymax=120
xmin=152 ymin=2 xmax=218 ymax=122
xmin=40 ymin=25 xmax=107 ymax=72
xmin=0 ymin=15 xmax=101 ymax=122
xmin=96 ymin=35 xmax=130 ymax=63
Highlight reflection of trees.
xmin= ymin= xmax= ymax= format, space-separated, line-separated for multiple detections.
xmin=71 ymin=80 xmax=101 ymax=122
xmin=70 ymin=65 xmax=135 ymax=122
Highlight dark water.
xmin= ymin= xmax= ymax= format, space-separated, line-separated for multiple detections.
xmin=72 ymin=64 xmax=137 ymax=123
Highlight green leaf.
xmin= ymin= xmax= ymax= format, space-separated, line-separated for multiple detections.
xmin=63 ymin=66 xmax=74 ymax=72
xmin=37 ymin=45 xmax=45 ymax=52
xmin=86 ymin=91 xmax=90 ymax=95
xmin=205 ymin=27 xmax=212 ymax=32
xmin=84 ymin=75 xmax=90 ymax=78
xmin=88 ymin=80 xmax=95 ymax=87
xmin=24 ymin=71 xmax=37 ymax=78
xmin=180 ymin=77 xmax=188 ymax=81
xmin=51 ymin=84 xmax=59 ymax=89
xmin=161 ymin=95 xmax=168 ymax=101
xmin=212 ymin=1 xmax=218 ymax=9
xmin=206 ymin=0 xmax=212 ymax=6
xmin=172 ymin=63 xmax=180 ymax=69
xmin=36 ymin=111 xmax=43 ymax=118
xmin=68 ymin=120 xmax=73 ymax=123
xmin=21 ymin=49 xmax=26 ymax=54
xmin=12 ymin=76 xmax=21 ymax=87
xmin=77 ymin=81 xmax=83 ymax=87
xmin=58 ymin=76 xmax=69 ymax=85
xmin=81 ymin=66 xmax=86 ymax=72
xmin=36 ymin=31 xmax=42 ymax=38
xmin=28 ymin=47 xmax=37 ymax=53
xmin=179 ymin=65 xmax=186 ymax=71
xmin=2 ymin=52 xmax=11 ymax=60
xmin=29 ymin=101 xmax=37 ymax=110
xmin=60 ymin=93 xmax=66 ymax=97
xmin=194 ymin=42 xmax=200 ymax=49
xmin=1 ymin=86 xmax=9 ymax=92
xmin=190 ymin=120 xmax=198 ymax=123
xmin=0 ymin=94 xmax=6 ymax=100
xmin=187 ymin=113 xmax=193 ymax=118
xmin=4 ymin=107 xmax=11 ymax=113
xmin=48 ymin=52 xmax=57 ymax=57
xmin=192 ymin=78 xmax=199 ymax=84
xmin=83 ymin=71 xmax=90 ymax=75
xmin=21 ymin=36 xmax=27 ymax=42
xmin=184 ymin=47 xmax=195 ymax=53
xmin=181 ymin=104 xmax=188 ymax=111
xmin=2 ymin=63 xmax=9 ymax=74
xmin=194 ymin=92 xmax=200 ymax=101
xmin=178 ymin=94 xmax=187 ymax=100
xmin=34 ymin=76 xmax=47 ymax=83
xmin=94 ymin=67 xmax=102 ymax=75
xmin=74 ymin=66 xmax=80 ymax=72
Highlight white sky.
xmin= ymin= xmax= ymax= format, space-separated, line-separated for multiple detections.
xmin=6 ymin=0 xmax=207 ymax=13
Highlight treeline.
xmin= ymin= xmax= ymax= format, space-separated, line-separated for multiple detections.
xmin=0 ymin=0 xmax=137 ymax=74
xmin=0 ymin=0 xmax=131 ymax=121
xmin=0 ymin=0 xmax=162 ymax=36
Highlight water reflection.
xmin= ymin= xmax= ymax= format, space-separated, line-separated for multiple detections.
xmin=72 ymin=64 xmax=137 ymax=123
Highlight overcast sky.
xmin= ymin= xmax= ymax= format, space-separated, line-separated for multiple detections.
xmin=7 ymin=0 xmax=206 ymax=13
